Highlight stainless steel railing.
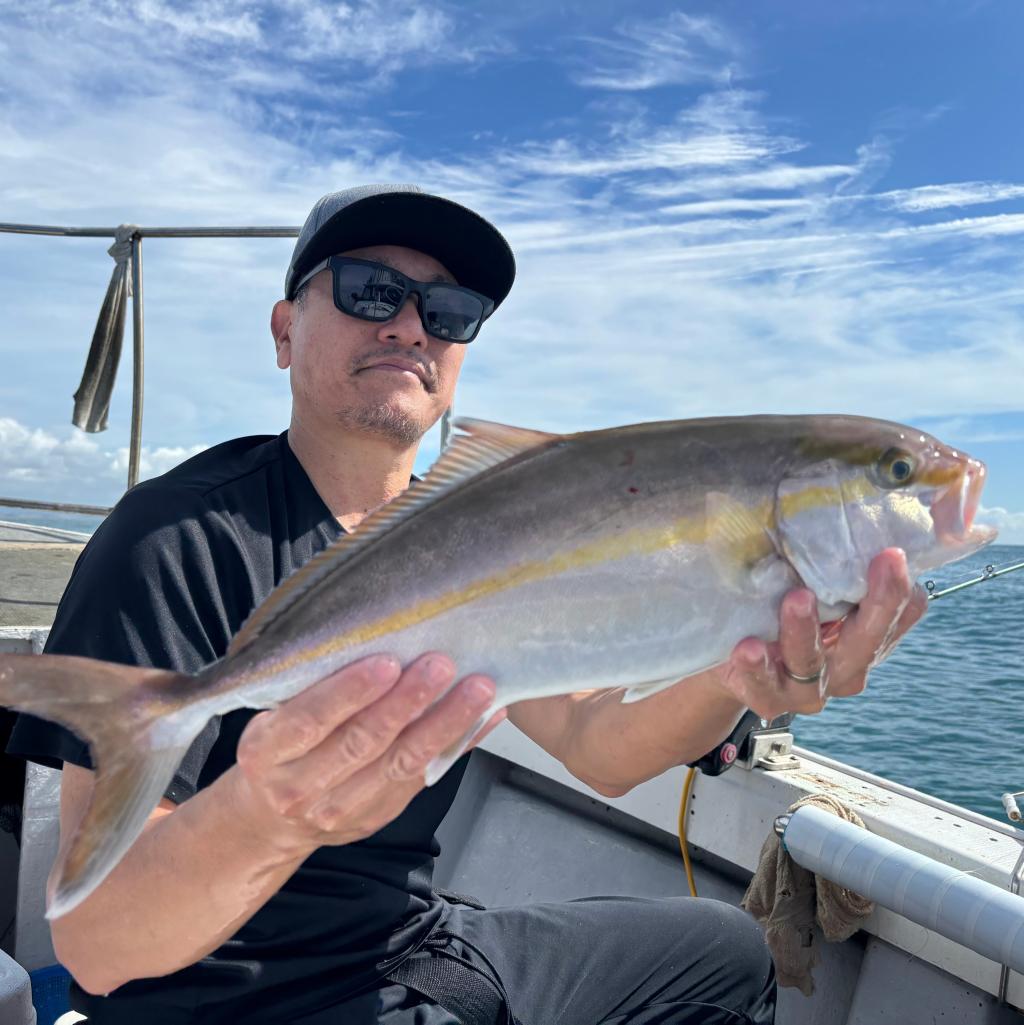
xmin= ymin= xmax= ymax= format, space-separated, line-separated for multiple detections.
xmin=0 ymin=220 xmax=457 ymax=517
xmin=0 ymin=222 xmax=300 ymax=512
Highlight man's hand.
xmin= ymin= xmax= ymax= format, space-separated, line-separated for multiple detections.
xmin=231 ymin=653 xmax=503 ymax=855
xmin=716 ymin=548 xmax=928 ymax=721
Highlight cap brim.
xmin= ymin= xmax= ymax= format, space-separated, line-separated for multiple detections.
xmin=287 ymin=191 xmax=515 ymax=309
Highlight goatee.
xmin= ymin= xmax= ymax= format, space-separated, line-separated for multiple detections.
xmin=336 ymin=402 xmax=425 ymax=446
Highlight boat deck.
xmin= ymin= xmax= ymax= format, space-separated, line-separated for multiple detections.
xmin=1 ymin=518 xmax=1022 ymax=1023
xmin=0 ymin=521 xmax=87 ymax=629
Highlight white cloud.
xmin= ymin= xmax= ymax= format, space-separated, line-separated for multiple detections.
xmin=0 ymin=418 xmax=206 ymax=505
xmin=637 ymin=163 xmax=857 ymax=199
xmin=494 ymin=128 xmax=789 ymax=180
xmin=878 ymin=181 xmax=1024 ymax=212
xmin=131 ymin=0 xmax=262 ymax=43
xmin=276 ymin=0 xmax=464 ymax=68
xmin=1 ymin=4 xmax=1023 ymax=526
xmin=913 ymin=417 xmax=1024 ymax=445
xmin=573 ymin=12 xmax=741 ymax=91
xmin=2 ymin=0 xmax=493 ymax=110
xmin=977 ymin=506 xmax=1024 ymax=547
xmin=659 ymin=197 xmax=812 ymax=217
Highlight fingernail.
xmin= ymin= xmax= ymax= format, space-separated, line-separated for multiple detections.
xmin=464 ymin=677 xmax=495 ymax=704
xmin=422 ymin=654 xmax=454 ymax=686
xmin=741 ymin=649 xmax=765 ymax=672
xmin=368 ymin=655 xmax=400 ymax=684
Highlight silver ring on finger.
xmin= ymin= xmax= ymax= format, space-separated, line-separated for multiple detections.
xmin=782 ymin=662 xmax=826 ymax=684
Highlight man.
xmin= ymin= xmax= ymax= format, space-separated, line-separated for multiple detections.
xmin=7 ymin=184 xmax=924 ymax=1024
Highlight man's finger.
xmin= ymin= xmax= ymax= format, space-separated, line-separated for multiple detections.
xmin=304 ymin=676 xmax=496 ymax=832
xmin=722 ymin=642 xmax=783 ymax=720
xmin=381 ymin=675 xmax=497 ymax=782
xmin=270 ymin=653 xmax=458 ymax=806
xmin=871 ymin=582 xmax=928 ymax=667
xmin=827 ymin=549 xmax=915 ymax=695
xmin=776 ymin=588 xmax=825 ymax=684
xmin=237 ymin=654 xmax=401 ymax=772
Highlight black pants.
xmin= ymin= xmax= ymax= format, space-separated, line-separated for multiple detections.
xmin=330 ymin=896 xmax=776 ymax=1025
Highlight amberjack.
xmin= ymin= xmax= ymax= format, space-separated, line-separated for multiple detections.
xmin=0 ymin=415 xmax=995 ymax=917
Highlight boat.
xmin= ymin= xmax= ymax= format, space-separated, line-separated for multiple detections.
xmin=1 ymin=220 xmax=1022 ymax=1025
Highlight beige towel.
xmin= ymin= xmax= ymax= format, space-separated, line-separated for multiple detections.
xmin=740 ymin=793 xmax=874 ymax=995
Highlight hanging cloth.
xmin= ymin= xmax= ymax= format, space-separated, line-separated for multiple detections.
xmin=72 ymin=224 xmax=137 ymax=433
xmin=741 ymin=792 xmax=874 ymax=995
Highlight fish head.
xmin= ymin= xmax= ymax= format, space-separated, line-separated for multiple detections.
xmin=774 ymin=418 xmax=997 ymax=610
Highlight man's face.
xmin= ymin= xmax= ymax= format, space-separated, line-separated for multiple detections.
xmin=273 ymin=244 xmax=469 ymax=446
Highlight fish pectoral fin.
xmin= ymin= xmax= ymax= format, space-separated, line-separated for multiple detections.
xmin=705 ymin=491 xmax=776 ymax=594
xmin=620 ymin=675 xmax=684 ymax=703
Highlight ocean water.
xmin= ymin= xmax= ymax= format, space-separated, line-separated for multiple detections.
xmin=793 ymin=543 xmax=1024 ymax=823
xmin=0 ymin=506 xmax=103 ymax=536
xmin=4 ymin=507 xmax=1022 ymax=823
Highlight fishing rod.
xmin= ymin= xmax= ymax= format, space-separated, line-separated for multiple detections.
xmin=924 ymin=559 xmax=1024 ymax=601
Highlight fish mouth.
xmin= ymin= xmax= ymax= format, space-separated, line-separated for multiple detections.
xmin=930 ymin=456 xmax=996 ymax=548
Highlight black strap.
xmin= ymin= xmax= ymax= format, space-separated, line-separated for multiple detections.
xmin=386 ymin=925 xmax=519 ymax=1025
xmin=434 ymin=887 xmax=487 ymax=911
xmin=387 ymin=950 xmax=502 ymax=1025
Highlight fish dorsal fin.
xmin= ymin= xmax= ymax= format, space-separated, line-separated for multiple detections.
xmin=227 ymin=418 xmax=560 ymax=657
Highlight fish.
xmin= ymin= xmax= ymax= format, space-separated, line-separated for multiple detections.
xmin=0 ymin=414 xmax=996 ymax=918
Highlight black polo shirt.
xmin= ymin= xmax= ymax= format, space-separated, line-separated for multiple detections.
xmin=6 ymin=432 xmax=468 ymax=1024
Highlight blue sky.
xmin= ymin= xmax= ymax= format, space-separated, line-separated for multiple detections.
xmin=1 ymin=1 xmax=1022 ymax=542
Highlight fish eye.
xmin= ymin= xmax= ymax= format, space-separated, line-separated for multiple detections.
xmin=873 ymin=448 xmax=917 ymax=489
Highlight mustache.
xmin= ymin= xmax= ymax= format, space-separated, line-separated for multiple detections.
xmin=352 ymin=350 xmax=439 ymax=392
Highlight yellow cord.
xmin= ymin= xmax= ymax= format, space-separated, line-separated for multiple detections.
xmin=678 ymin=766 xmax=698 ymax=897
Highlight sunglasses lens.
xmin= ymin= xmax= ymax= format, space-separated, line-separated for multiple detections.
xmin=332 ymin=260 xmax=486 ymax=341
xmin=335 ymin=262 xmax=406 ymax=321
xmin=423 ymin=286 xmax=485 ymax=342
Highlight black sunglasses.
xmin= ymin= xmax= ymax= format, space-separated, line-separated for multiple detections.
xmin=294 ymin=256 xmax=495 ymax=343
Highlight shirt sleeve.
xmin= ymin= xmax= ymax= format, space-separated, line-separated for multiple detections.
xmin=5 ymin=482 xmax=251 ymax=803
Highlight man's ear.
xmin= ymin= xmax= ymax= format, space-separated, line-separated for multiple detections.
xmin=271 ymin=299 xmax=293 ymax=369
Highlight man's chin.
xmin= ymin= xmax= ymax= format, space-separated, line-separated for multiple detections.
xmin=336 ymin=401 xmax=431 ymax=447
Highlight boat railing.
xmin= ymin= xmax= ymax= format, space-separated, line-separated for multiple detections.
xmin=0 ymin=221 xmax=301 ymax=515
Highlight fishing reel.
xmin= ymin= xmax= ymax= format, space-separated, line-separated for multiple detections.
xmin=687 ymin=710 xmax=794 ymax=777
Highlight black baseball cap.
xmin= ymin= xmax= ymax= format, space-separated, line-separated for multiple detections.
xmin=285 ymin=184 xmax=516 ymax=309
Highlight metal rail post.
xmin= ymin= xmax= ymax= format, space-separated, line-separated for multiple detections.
xmin=127 ymin=233 xmax=145 ymax=489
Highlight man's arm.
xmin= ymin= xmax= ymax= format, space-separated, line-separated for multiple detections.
xmin=50 ymin=654 xmax=500 ymax=995
xmin=510 ymin=549 xmax=927 ymax=796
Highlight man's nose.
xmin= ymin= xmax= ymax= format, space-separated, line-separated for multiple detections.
xmin=377 ymin=293 xmax=427 ymax=347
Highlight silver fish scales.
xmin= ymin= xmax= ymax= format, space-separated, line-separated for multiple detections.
xmin=0 ymin=414 xmax=995 ymax=917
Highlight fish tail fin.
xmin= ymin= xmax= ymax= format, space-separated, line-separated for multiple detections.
xmin=0 ymin=652 xmax=205 ymax=919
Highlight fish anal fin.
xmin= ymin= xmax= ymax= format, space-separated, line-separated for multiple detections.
xmin=229 ymin=420 xmax=562 ymax=657
xmin=424 ymin=701 xmax=502 ymax=786
xmin=705 ymin=491 xmax=776 ymax=593
xmin=621 ymin=675 xmax=684 ymax=703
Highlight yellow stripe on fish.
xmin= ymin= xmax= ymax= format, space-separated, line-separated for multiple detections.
xmin=776 ymin=477 xmax=875 ymax=520
xmin=275 ymin=474 xmax=881 ymax=672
